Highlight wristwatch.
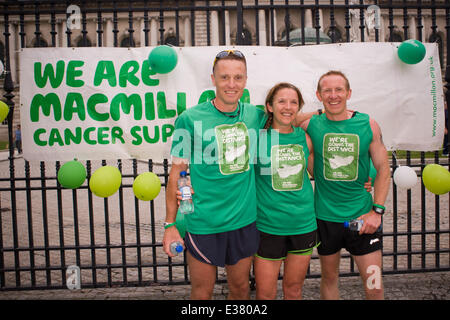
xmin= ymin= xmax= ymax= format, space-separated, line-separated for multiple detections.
xmin=372 ymin=204 xmax=385 ymax=215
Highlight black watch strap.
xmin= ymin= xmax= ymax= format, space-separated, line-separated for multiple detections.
xmin=373 ymin=205 xmax=385 ymax=215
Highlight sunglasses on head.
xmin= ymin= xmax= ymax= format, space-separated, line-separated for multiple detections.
xmin=213 ymin=50 xmax=246 ymax=69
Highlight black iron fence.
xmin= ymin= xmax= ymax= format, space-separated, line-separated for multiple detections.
xmin=0 ymin=0 xmax=449 ymax=291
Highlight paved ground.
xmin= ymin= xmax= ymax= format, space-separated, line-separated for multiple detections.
xmin=0 ymin=151 xmax=449 ymax=300
xmin=0 ymin=271 xmax=449 ymax=300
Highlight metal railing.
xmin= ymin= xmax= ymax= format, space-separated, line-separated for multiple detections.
xmin=0 ymin=0 xmax=449 ymax=291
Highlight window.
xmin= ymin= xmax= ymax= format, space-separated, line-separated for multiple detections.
xmin=120 ymin=36 xmax=136 ymax=47
xmin=327 ymin=27 xmax=343 ymax=43
xmin=31 ymin=37 xmax=48 ymax=48
xmin=164 ymin=28 xmax=178 ymax=46
xmin=76 ymin=36 xmax=92 ymax=47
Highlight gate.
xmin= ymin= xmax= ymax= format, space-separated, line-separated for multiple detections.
xmin=0 ymin=0 xmax=449 ymax=291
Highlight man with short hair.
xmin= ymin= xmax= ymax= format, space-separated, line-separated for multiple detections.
xmin=163 ymin=50 xmax=266 ymax=300
xmin=300 ymin=70 xmax=391 ymax=300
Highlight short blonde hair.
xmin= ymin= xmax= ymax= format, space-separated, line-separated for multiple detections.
xmin=317 ymin=70 xmax=350 ymax=92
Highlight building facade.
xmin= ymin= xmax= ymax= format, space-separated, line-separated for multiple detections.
xmin=0 ymin=1 xmax=448 ymax=84
xmin=0 ymin=0 xmax=448 ymax=131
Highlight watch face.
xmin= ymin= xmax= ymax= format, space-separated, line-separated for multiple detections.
xmin=373 ymin=206 xmax=384 ymax=215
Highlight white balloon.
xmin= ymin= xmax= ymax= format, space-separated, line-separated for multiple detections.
xmin=393 ymin=166 xmax=418 ymax=189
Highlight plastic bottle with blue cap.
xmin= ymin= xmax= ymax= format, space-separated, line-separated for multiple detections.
xmin=343 ymin=219 xmax=382 ymax=232
xmin=170 ymin=241 xmax=184 ymax=256
xmin=178 ymin=171 xmax=194 ymax=214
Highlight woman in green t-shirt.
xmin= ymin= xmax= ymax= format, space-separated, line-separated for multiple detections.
xmin=254 ymin=82 xmax=319 ymax=300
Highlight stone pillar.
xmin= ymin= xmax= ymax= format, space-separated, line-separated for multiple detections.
xmin=210 ymin=10 xmax=219 ymax=46
xmin=409 ymin=16 xmax=417 ymax=40
xmin=305 ymin=9 xmax=313 ymax=28
xmin=150 ymin=17 xmax=158 ymax=46
xmin=105 ymin=17 xmax=114 ymax=47
xmin=184 ymin=16 xmax=192 ymax=46
xmin=225 ymin=10 xmax=231 ymax=46
xmin=140 ymin=18 xmax=146 ymax=46
xmin=61 ymin=19 xmax=69 ymax=47
xmin=258 ymin=9 xmax=267 ymax=46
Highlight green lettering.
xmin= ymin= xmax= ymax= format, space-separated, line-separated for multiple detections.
xmin=240 ymin=89 xmax=250 ymax=103
xmin=87 ymin=93 xmax=109 ymax=121
xmin=66 ymin=60 xmax=84 ymax=87
xmin=111 ymin=126 xmax=125 ymax=144
xmin=130 ymin=126 xmax=143 ymax=145
xmin=97 ymin=127 xmax=109 ymax=145
xmin=64 ymin=127 xmax=82 ymax=145
xmin=83 ymin=127 xmax=97 ymax=145
xmin=30 ymin=93 xmax=62 ymax=122
xmin=119 ymin=60 xmax=140 ymax=87
xmin=33 ymin=128 xmax=47 ymax=146
xmin=48 ymin=128 xmax=64 ymax=146
xmin=177 ymin=92 xmax=186 ymax=115
xmin=94 ymin=60 xmax=117 ymax=87
xmin=64 ymin=93 xmax=86 ymax=121
xmin=141 ymin=60 xmax=159 ymax=86
xmin=34 ymin=60 xmax=65 ymax=89
xmin=144 ymin=92 xmax=156 ymax=120
xmin=157 ymin=92 xmax=176 ymax=119
xmin=143 ymin=125 xmax=159 ymax=144
xmin=110 ymin=93 xmax=142 ymax=121
xmin=162 ymin=124 xmax=174 ymax=143
xmin=198 ymin=90 xmax=215 ymax=104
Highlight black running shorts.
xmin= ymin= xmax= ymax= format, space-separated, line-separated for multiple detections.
xmin=184 ymin=222 xmax=259 ymax=267
xmin=317 ymin=219 xmax=382 ymax=256
xmin=256 ymin=229 xmax=319 ymax=260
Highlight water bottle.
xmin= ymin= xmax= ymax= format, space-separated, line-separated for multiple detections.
xmin=170 ymin=241 xmax=184 ymax=256
xmin=178 ymin=171 xmax=194 ymax=214
xmin=343 ymin=219 xmax=382 ymax=232
xmin=343 ymin=219 xmax=364 ymax=231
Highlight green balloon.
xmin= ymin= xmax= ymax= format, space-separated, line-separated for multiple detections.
xmin=133 ymin=172 xmax=161 ymax=201
xmin=148 ymin=45 xmax=178 ymax=74
xmin=57 ymin=160 xmax=87 ymax=189
xmin=369 ymin=160 xmax=377 ymax=186
xmin=0 ymin=100 xmax=9 ymax=122
xmin=175 ymin=209 xmax=187 ymax=238
xmin=89 ymin=165 xmax=122 ymax=198
xmin=422 ymin=164 xmax=450 ymax=195
xmin=397 ymin=39 xmax=426 ymax=64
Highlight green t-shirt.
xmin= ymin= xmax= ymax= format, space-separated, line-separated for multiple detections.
xmin=170 ymin=101 xmax=266 ymax=234
xmin=306 ymin=112 xmax=374 ymax=223
xmin=256 ymin=127 xmax=316 ymax=235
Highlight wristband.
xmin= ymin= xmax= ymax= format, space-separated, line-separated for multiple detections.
xmin=164 ymin=222 xmax=176 ymax=229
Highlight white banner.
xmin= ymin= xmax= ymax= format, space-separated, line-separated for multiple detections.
xmin=19 ymin=43 xmax=445 ymax=162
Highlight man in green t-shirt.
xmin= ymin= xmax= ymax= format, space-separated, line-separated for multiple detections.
xmin=163 ymin=50 xmax=265 ymax=300
xmin=300 ymin=71 xmax=391 ymax=300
